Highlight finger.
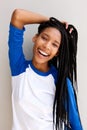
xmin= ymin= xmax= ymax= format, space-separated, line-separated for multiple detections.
xmin=62 ymin=21 xmax=68 ymax=29
xmin=65 ymin=22 xmax=68 ymax=29
xmin=69 ymin=28 xmax=74 ymax=34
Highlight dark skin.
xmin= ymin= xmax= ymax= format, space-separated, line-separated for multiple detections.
xmin=11 ymin=9 xmax=72 ymax=72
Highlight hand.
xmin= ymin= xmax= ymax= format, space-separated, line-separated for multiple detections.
xmin=62 ymin=21 xmax=73 ymax=34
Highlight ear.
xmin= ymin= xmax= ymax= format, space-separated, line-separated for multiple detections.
xmin=32 ymin=34 xmax=38 ymax=43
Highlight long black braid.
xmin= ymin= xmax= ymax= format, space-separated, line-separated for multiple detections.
xmin=38 ymin=17 xmax=78 ymax=130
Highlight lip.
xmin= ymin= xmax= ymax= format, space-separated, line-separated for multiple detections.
xmin=38 ymin=49 xmax=49 ymax=57
xmin=37 ymin=48 xmax=50 ymax=58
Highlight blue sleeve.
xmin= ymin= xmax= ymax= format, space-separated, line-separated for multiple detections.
xmin=8 ymin=24 xmax=28 ymax=76
xmin=66 ymin=78 xmax=83 ymax=130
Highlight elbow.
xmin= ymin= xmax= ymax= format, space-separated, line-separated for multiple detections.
xmin=11 ymin=9 xmax=23 ymax=28
xmin=11 ymin=9 xmax=21 ymax=22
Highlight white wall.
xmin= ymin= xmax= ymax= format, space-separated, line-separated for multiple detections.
xmin=0 ymin=0 xmax=87 ymax=130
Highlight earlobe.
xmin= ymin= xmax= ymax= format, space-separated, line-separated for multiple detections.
xmin=32 ymin=34 xmax=38 ymax=42
xmin=32 ymin=37 xmax=35 ymax=42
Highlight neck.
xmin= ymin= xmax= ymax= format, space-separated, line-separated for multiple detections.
xmin=32 ymin=60 xmax=50 ymax=72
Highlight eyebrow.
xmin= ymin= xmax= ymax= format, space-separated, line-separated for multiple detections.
xmin=42 ymin=33 xmax=60 ymax=45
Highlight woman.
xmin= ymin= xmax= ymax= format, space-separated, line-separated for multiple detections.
xmin=8 ymin=9 xmax=83 ymax=130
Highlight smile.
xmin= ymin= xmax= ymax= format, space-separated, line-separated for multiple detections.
xmin=38 ymin=49 xmax=49 ymax=57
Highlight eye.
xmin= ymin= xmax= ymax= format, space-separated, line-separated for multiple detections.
xmin=41 ymin=35 xmax=48 ymax=41
xmin=52 ymin=43 xmax=59 ymax=48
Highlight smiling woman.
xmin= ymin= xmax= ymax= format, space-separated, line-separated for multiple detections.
xmin=8 ymin=9 xmax=83 ymax=130
xmin=32 ymin=27 xmax=61 ymax=72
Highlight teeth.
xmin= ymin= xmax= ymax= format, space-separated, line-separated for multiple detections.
xmin=38 ymin=49 xmax=49 ymax=56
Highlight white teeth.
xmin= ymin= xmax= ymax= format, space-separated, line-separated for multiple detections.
xmin=38 ymin=49 xmax=49 ymax=56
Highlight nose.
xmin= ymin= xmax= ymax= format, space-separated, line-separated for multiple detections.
xmin=43 ymin=41 xmax=51 ymax=50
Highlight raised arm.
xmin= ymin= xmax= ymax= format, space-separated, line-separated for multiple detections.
xmin=11 ymin=9 xmax=49 ymax=29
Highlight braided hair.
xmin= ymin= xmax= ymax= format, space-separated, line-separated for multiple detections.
xmin=38 ymin=17 xmax=78 ymax=130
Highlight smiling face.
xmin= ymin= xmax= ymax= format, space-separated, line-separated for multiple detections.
xmin=32 ymin=27 xmax=61 ymax=71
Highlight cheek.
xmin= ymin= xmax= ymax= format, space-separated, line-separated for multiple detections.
xmin=33 ymin=41 xmax=38 ymax=49
xmin=55 ymin=43 xmax=61 ymax=56
xmin=50 ymin=49 xmax=58 ymax=59
xmin=53 ymin=47 xmax=59 ymax=56
xmin=33 ymin=38 xmax=41 ymax=46
xmin=33 ymin=41 xmax=40 ymax=54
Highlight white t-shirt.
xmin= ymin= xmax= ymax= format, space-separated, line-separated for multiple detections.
xmin=12 ymin=62 xmax=57 ymax=130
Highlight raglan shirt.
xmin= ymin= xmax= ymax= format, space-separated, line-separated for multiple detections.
xmin=8 ymin=24 xmax=83 ymax=130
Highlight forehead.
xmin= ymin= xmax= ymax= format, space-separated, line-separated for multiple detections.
xmin=40 ymin=27 xmax=61 ymax=41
